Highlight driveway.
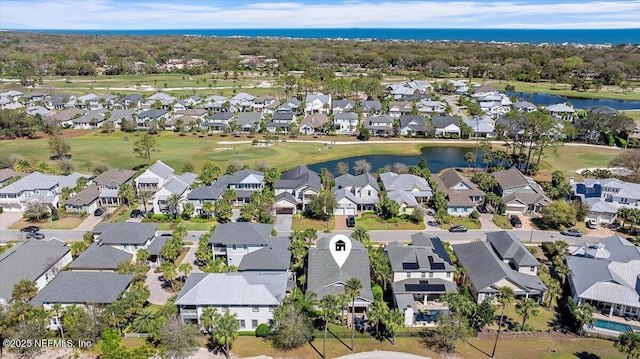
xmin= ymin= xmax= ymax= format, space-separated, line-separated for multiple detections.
xmin=74 ymin=212 xmax=107 ymax=231
xmin=0 ymin=211 xmax=23 ymax=230
xmin=479 ymin=213 xmax=500 ymax=230
xmin=334 ymin=215 xmax=350 ymax=231
xmin=145 ymin=267 xmax=174 ymax=305
xmin=273 ymin=214 xmax=292 ymax=232
xmin=181 ymin=243 xmax=203 ymax=274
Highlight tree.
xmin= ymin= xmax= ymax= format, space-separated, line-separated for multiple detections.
xmin=366 ymin=298 xmax=389 ymax=335
xmin=471 ymin=172 xmax=498 ymax=192
xmin=335 ymin=161 xmax=349 ymax=175
xmin=199 ymin=161 xmax=221 ymax=185
xmin=319 ymin=294 xmax=341 ymax=358
xmin=492 ymin=286 xmax=515 ymax=358
xmin=182 ymin=202 xmax=195 ymax=219
xmin=12 ymin=279 xmax=38 ymax=302
xmin=215 ymin=200 xmax=233 ymax=223
xmin=23 ymin=202 xmax=50 ymax=222
xmin=351 ymin=226 xmax=371 ymax=245
xmin=464 ymin=151 xmax=476 ymax=170
xmin=515 ymin=298 xmax=540 ymax=330
xmin=345 ymin=277 xmax=362 ymax=351
xmin=615 ymin=331 xmax=640 ymax=359
xmin=211 ymin=309 xmax=240 ymax=359
xmin=48 ymin=134 xmax=71 ymax=159
xmin=539 ymin=200 xmax=577 ymax=229
xmin=160 ymin=261 xmax=177 ymax=290
xmin=166 ymin=193 xmax=182 ymax=219
xmin=240 ymin=203 xmax=255 ymax=222
xmin=202 ymin=200 xmax=215 ymax=219
xmin=222 ymin=188 xmax=237 ymax=204
xmin=132 ymin=308 xmax=157 ymax=333
xmin=271 ymin=304 xmax=314 ymax=350
xmin=200 ymin=307 xmax=220 ymax=333
xmin=178 ymin=263 xmax=192 ymax=283
xmin=369 ymin=246 xmax=391 ymax=290
xmin=611 ymin=150 xmax=640 ymax=174
xmin=70 ymin=239 xmax=90 ymax=259
xmin=376 ymin=195 xmax=399 ymax=220
xmin=133 ymin=133 xmax=160 ymax=163
xmin=544 ymin=280 xmax=562 ymax=307
xmin=353 ymin=159 xmax=372 ymax=174
xmin=307 ymin=191 xmax=337 ymax=221
xmin=422 ymin=313 xmax=471 ymax=353
xmin=570 ymin=301 xmax=595 ymax=335
xmin=383 ymin=309 xmax=405 ymax=344
xmin=136 ymin=189 xmax=153 ymax=213
xmin=157 ymin=317 xmax=201 ymax=359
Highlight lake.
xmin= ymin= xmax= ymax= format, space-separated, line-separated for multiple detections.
xmin=307 ymin=146 xmax=482 ymax=175
xmin=505 ymin=91 xmax=640 ymax=110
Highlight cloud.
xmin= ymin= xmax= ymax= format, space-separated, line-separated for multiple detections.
xmin=1 ymin=0 xmax=639 ymax=29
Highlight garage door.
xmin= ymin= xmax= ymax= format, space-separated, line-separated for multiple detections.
xmin=276 ymin=208 xmax=294 ymax=214
xmin=345 ymin=208 xmax=356 ymax=215
xmin=334 ymin=208 xmax=345 ymax=215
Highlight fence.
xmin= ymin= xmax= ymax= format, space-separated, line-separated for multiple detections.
xmin=124 ymin=333 xmax=150 ymax=338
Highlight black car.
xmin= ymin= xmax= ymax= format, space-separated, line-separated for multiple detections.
xmin=26 ymin=232 xmax=45 ymax=240
xmin=94 ymin=207 xmax=106 ymax=216
xmin=449 ymin=225 xmax=468 ymax=233
xmin=130 ymin=209 xmax=142 ymax=218
xmin=20 ymin=225 xmax=40 ymax=233
xmin=510 ymin=215 xmax=522 ymax=228
xmin=346 ymin=215 xmax=356 ymax=228
xmin=561 ymin=228 xmax=583 ymax=237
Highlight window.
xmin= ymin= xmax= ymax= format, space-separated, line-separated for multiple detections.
xmin=429 ymin=272 xmax=434 ymax=278
xmin=406 ymin=272 xmax=411 ymax=278
xmin=252 ymin=306 xmax=259 ymax=312
xmin=239 ymin=320 xmax=245 ymax=329
xmin=446 ymin=272 xmax=451 ymax=278
xmin=232 ymin=245 xmax=236 ymax=250
xmin=252 ymin=320 xmax=258 ymax=328
xmin=421 ymin=272 xmax=426 ymax=278
xmin=367 ymin=190 xmax=372 ymax=196
xmin=269 ymin=307 xmax=274 ymax=312
xmin=530 ymin=266 xmax=536 ymax=273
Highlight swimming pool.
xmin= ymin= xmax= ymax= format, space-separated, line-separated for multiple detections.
xmin=590 ymin=319 xmax=640 ymax=333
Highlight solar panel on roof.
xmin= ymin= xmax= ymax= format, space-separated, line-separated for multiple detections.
xmin=402 ymin=263 xmax=419 ymax=270
xmin=404 ymin=283 xmax=447 ymax=292
xmin=431 ymin=263 xmax=446 ymax=270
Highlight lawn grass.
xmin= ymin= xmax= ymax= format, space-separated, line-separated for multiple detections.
xmin=492 ymin=215 xmax=513 ymax=229
xmin=152 ymin=220 xmax=218 ymax=231
xmin=442 ymin=217 xmax=482 ymax=230
xmin=622 ymin=110 xmax=640 ymax=122
xmin=482 ymin=78 xmax=640 ymax=101
xmin=9 ymin=216 xmax=83 ymax=230
xmin=356 ymin=213 xmax=425 ymax=230
xmin=121 ymin=337 xmax=148 ymax=351
xmin=231 ymin=335 xmax=622 ymax=359
xmin=498 ymin=302 xmax=558 ymax=331
xmin=291 ymin=217 xmax=335 ymax=231
xmin=537 ymin=143 xmax=621 ymax=177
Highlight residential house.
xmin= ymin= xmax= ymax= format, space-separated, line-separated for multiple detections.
xmin=236 ymin=112 xmax=263 ymax=133
xmin=432 ymin=116 xmax=461 ymax=137
xmin=187 ymin=184 xmax=227 ymax=217
xmin=332 ymin=173 xmax=379 ymax=214
xmin=486 ymin=231 xmax=541 ymax=275
xmin=22 ymin=92 xmax=48 ymax=105
xmin=208 ymin=223 xmax=290 ymax=271
xmin=432 ymin=169 xmax=485 ymax=216
xmin=566 ymin=236 xmax=640 ymax=320
xmin=387 ymin=80 xmax=433 ymax=99
xmin=546 ymin=103 xmax=575 ymax=121
xmin=387 ymin=233 xmax=457 ymax=325
xmin=397 ymin=115 xmax=429 ymax=137
xmin=305 ymin=93 xmax=331 ymax=114
xmin=274 ymin=166 xmax=321 ymax=214
xmin=332 ymin=99 xmax=355 ymax=114
xmin=589 ymin=106 xmax=618 ymax=115
xmin=202 ymin=95 xmax=229 ymax=112
xmin=307 ymin=236 xmax=374 ymax=313
xmin=184 ymin=95 xmax=202 ymax=108
xmin=453 ymin=233 xmax=546 ymax=303
xmin=266 ymin=112 xmax=297 ymax=134
xmin=359 ymin=100 xmax=382 ymax=117
xmin=119 ymin=94 xmax=143 ymax=110
xmin=463 ymin=116 xmax=497 ymax=138
xmin=252 ymin=96 xmax=277 ymax=113
xmin=47 ymin=94 xmax=76 ymax=110
xmin=93 ymin=222 xmax=158 ymax=254
xmin=299 ymin=114 xmax=329 ymax=135
xmin=76 ymin=94 xmax=101 ymax=110
xmin=107 ymin=109 xmax=137 ymax=128
xmin=0 ymin=171 xmax=85 ymax=211
xmin=135 ymin=160 xmax=175 ymax=192
xmin=363 ymin=114 xmax=394 ymax=137
xmin=30 ymin=271 xmax=133 ymax=311
xmin=416 ymin=99 xmax=447 ymax=116
xmin=513 ymin=101 xmax=537 ymax=113
xmin=276 ymin=98 xmax=301 ymax=114
xmin=174 ymin=109 xmax=208 ymax=122
xmin=68 ymin=243 xmax=133 ymax=271
xmin=203 ymin=112 xmax=234 ymax=132
xmin=388 ymin=101 xmax=413 ymax=118
xmin=0 ymin=90 xmax=24 ymax=103
xmin=493 ymin=167 xmax=551 ymax=214
xmin=136 ymin=109 xmax=169 ymax=128
xmin=25 ymin=106 xmax=52 ymax=117
xmin=152 ymin=172 xmax=197 ymax=215
xmin=472 ymin=84 xmax=498 ymax=96
xmin=144 ymin=92 xmax=176 ymax=110
xmin=0 ymin=168 xmax=26 ymax=189
xmin=47 ymin=108 xmax=85 ymax=128
xmin=379 ymin=172 xmax=432 ymax=214
xmin=175 ymin=272 xmax=288 ymax=329
xmin=334 ymin=112 xmax=359 ymax=135
xmin=92 ymin=168 xmax=136 ymax=207
xmin=71 ymin=108 xmax=110 ymax=129
xmin=0 ymin=239 xmax=72 ymax=304
xmin=571 ymin=177 xmax=640 ymax=223
xmin=231 ymin=92 xmax=255 ymax=112
xmin=64 ymin=184 xmax=100 ymax=214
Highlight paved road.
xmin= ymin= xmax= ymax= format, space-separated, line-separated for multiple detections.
xmin=443 ymin=95 xmax=470 ymax=121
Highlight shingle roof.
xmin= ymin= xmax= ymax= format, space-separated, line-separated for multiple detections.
xmin=30 ymin=271 xmax=133 ymax=306
xmin=68 ymin=243 xmax=132 ymax=270
xmin=208 ymin=223 xmax=273 ymax=245
xmin=334 ymin=173 xmax=379 ymax=191
xmin=0 ymin=239 xmax=70 ymax=301
xmin=94 ymin=223 xmax=158 ymax=245
xmin=0 ymin=168 xmax=27 ymax=183
xmin=301 ymin=114 xmax=329 ymax=128
xmin=486 ymin=231 xmax=540 ymax=267
xmin=92 ymin=168 xmax=136 ymax=187
xmin=274 ymin=166 xmax=321 ymax=193
xmin=236 ymin=112 xmax=262 ymax=126
xmin=360 ymin=100 xmax=382 ymax=111
xmin=187 ymin=185 xmax=225 ymax=201
xmin=379 ymin=172 xmax=431 ymax=194
xmin=493 ymin=167 xmax=530 ymax=189
xmin=431 ymin=116 xmax=460 ymax=129
xmin=138 ymin=109 xmax=168 ymax=119
xmin=174 ymin=272 xmax=287 ymax=306
xmin=307 ymin=237 xmax=374 ymax=302
xmin=65 ymin=184 xmax=100 ymax=207
xmin=387 ymin=240 xmax=455 ymax=274
xmin=238 ymin=237 xmax=291 ymax=271
xmin=147 ymin=161 xmax=174 ymax=179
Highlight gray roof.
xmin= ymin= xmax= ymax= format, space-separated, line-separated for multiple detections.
xmin=306 ymin=94 xmax=331 ymax=104
xmin=398 ymin=115 xmax=427 ymax=130
xmin=274 ymin=166 xmax=321 ymax=193
xmin=92 ymin=168 xmax=136 ymax=187
xmin=65 ymin=184 xmax=100 ymax=207
xmin=0 ymin=239 xmax=70 ymax=301
xmin=360 ymin=100 xmax=382 ymax=111
xmin=68 ymin=243 xmax=132 ymax=270
xmin=238 ymin=236 xmax=291 ymax=271
xmin=146 ymin=235 xmax=168 ymax=257
xmin=108 ymin=109 xmax=137 ymax=122
xmin=379 ymin=172 xmax=431 ymax=194
xmin=0 ymin=172 xmax=85 ymax=194
xmin=0 ymin=168 xmax=27 ymax=183
xmin=275 ymin=191 xmax=297 ymax=205
xmin=208 ymin=112 xmax=233 ymax=122
xmin=175 ymin=272 xmax=288 ymax=306
xmin=187 ymin=185 xmax=225 ymax=201
xmin=570 ymin=236 xmax=640 ymax=263
xmin=138 ymin=109 xmax=168 ymax=119
xmin=431 ymin=116 xmax=460 ymax=129
xmin=147 ymin=161 xmax=174 ymax=179
xmin=387 ymin=237 xmax=455 ymax=274
xmin=453 ymin=241 xmax=546 ymax=295
xmin=163 ymin=173 xmax=197 ymax=195
xmin=332 ymin=99 xmax=355 ymax=110
xmin=391 ymin=278 xmax=458 ymax=297
xmin=94 ymin=223 xmax=158 ymax=245
xmin=236 ymin=112 xmax=262 ymax=127
xmin=493 ymin=167 xmax=531 ymax=190
xmin=31 ymin=271 xmax=133 ymax=306
xmin=409 ymin=233 xmax=454 ymax=265
xmin=208 ymin=223 xmax=273 ymax=245
xmin=334 ymin=173 xmax=379 ymax=191
xmin=307 ymin=237 xmax=374 ymax=302
xmin=334 ymin=112 xmax=359 ymax=121
xmin=273 ymin=112 xmax=296 ymax=122
xmin=486 ymin=231 xmax=540 ymax=267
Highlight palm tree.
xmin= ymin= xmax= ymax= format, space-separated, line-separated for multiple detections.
xmin=366 ymin=298 xmax=388 ymax=335
xmin=202 ymin=201 xmax=215 ymax=219
xmin=133 ymin=308 xmax=157 ymax=333
xmin=166 ymin=193 xmax=182 ymax=219
xmin=294 ymin=289 xmax=318 ymax=316
xmin=492 ymin=286 xmax=515 ymax=358
xmin=515 ymin=298 xmax=540 ymax=330
xmin=464 ymin=151 xmax=476 ymax=170
xmin=137 ymin=190 xmax=154 ymax=213
xmin=555 ymin=264 xmax=572 ymax=286
xmin=572 ymin=302 xmax=595 ymax=335
xmin=615 ymin=331 xmax=640 ymax=359
xmin=384 ymin=309 xmax=405 ymax=344
xmin=544 ymin=280 xmax=562 ymax=307
xmin=179 ymin=263 xmax=192 ymax=283
xmin=345 ymin=277 xmax=362 ymax=351
xmin=200 ymin=307 xmax=220 ymax=333
xmin=319 ymin=294 xmax=341 ymax=358
xmin=351 ymin=226 xmax=370 ymax=245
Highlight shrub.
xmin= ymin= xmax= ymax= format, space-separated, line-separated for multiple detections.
xmin=51 ymin=207 xmax=60 ymax=221
xmin=152 ymin=214 xmax=170 ymax=221
xmin=387 ymin=217 xmax=399 ymax=224
xmin=470 ymin=210 xmax=479 ymax=219
xmin=372 ymin=285 xmax=383 ymax=300
xmin=255 ymin=324 xmax=270 ymax=337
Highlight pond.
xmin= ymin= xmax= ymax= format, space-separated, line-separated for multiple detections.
xmin=307 ymin=146 xmax=484 ymax=175
xmin=505 ymin=91 xmax=640 ymax=110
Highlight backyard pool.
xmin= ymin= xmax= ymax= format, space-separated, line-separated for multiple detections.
xmin=590 ymin=319 xmax=640 ymax=333
xmin=416 ymin=309 xmax=449 ymax=322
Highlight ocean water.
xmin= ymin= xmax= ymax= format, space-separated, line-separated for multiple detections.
xmin=10 ymin=28 xmax=640 ymax=45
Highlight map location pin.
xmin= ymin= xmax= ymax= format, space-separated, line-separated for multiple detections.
xmin=329 ymin=234 xmax=352 ymax=268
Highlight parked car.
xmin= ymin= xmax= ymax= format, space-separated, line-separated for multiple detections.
xmin=130 ymin=209 xmax=142 ymax=218
xmin=561 ymin=228 xmax=583 ymax=237
xmin=94 ymin=207 xmax=106 ymax=216
xmin=26 ymin=232 xmax=45 ymax=240
xmin=346 ymin=215 xmax=356 ymax=227
xmin=449 ymin=225 xmax=468 ymax=233
xmin=586 ymin=219 xmax=597 ymax=229
xmin=510 ymin=215 xmax=522 ymax=228
xmin=20 ymin=225 xmax=40 ymax=233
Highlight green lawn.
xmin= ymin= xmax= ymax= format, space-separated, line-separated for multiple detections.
xmin=492 ymin=215 xmax=513 ymax=229
xmin=537 ymin=143 xmax=621 ymax=177
xmin=356 ymin=213 xmax=425 ymax=230
xmin=482 ymin=78 xmax=640 ymax=101
xmin=442 ymin=217 xmax=481 ymax=230
xmin=622 ymin=110 xmax=640 ymax=122
xmin=9 ymin=216 xmax=84 ymax=230
xmin=291 ymin=217 xmax=335 ymax=231
xmin=151 ymin=220 xmax=218 ymax=231
xmin=498 ymin=302 xmax=557 ymax=331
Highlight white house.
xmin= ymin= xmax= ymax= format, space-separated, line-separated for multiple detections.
xmin=332 ymin=173 xmax=379 ymax=214
xmin=334 ymin=112 xmax=359 ymax=135
xmin=305 ymin=94 xmax=332 ymax=115
xmin=135 ymin=161 xmax=175 ymax=193
xmin=0 ymin=171 xmax=85 ymax=212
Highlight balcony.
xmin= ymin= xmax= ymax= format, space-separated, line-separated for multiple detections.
xmin=180 ymin=309 xmax=198 ymax=318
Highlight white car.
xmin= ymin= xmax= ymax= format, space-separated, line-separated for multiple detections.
xmin=586 ymin=219 xmax=597 ymax=229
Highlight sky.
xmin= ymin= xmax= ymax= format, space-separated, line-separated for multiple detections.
xmin=1 ymin=0 xmax=639 ymax=30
